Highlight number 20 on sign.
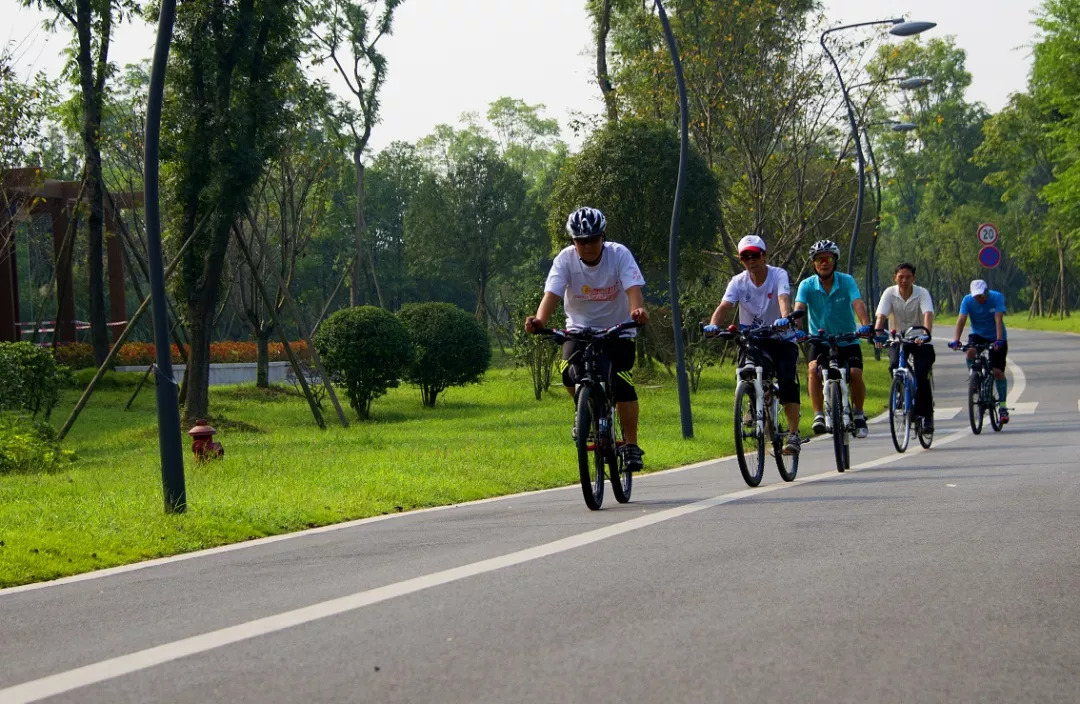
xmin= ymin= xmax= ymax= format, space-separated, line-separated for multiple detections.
xmin=977 ymin=222 xmax=999 ymax=246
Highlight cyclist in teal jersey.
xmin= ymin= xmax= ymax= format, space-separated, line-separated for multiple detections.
xmin=793 ymin=240 xmax=875 ymax=438
xmin=949 ymin=279 xmax=1009 ymax=424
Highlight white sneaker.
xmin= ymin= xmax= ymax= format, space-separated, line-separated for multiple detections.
xmin=853 ymin=414 xmax=868 ymax=439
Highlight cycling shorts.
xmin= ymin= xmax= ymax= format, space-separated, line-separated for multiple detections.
xmin=561 ymin=338 xmax=637 ymax=403
xmin=968 ymin=334 xmax=1008 ymax=372
xmin=740 ymin=339 xmax=800 ymax=405
xmin=807 ymin=341 xmax=863 ymax=372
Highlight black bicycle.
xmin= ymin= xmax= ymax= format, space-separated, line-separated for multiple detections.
xmin=706 ymin=311 xmax=805 ymax=486
xmin=959 ymin=341 xmax=1002 ymax=434
xmin=534 ymin=321 xmax=639 ymax=509
xmin=802 ymin=331 xmax=870 ymax=472
xmin=883 ymin=326 xmax=933 ymax=452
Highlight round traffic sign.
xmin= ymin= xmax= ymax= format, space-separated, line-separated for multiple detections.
xmin=977 ymin=222 xmax=999 ymax=246
xmin=978 ymin=244 xmax=1001 ymax=269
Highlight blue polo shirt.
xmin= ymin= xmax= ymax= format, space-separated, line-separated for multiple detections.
xmin=796 ymin=272 xmax=862 ymax=346
xmin=959 ymin=291 xmax=1007 ymax=340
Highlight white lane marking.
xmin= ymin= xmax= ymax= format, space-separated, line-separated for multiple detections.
xmin=0 ymin=451 xmax=742 ymax=599
xmin=1006 ymin=359 xmax=1038 ymax=414
xmin=1 ymin=430 xmax=970 ymax=703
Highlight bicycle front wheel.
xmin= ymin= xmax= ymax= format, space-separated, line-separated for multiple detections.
xmin=889 ymin=374 xmax=911 ymax=453
xmin=772 ymin=403 xmax=799 ymax=482
xmin=828 ymin=381 xmax=846 ymax=472
xmin=968 ymin=374 xmax=984 ymax=435
xmin=608 ymin=411 xmax=632 ymax=504
xmin=575 ymin=386 xmax=605 ymax=510
xmin=734 ymin=381 xmax=765 ymax=487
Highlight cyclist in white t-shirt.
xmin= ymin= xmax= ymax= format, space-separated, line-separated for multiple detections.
xmin=874 ymin=262 xmax=936 ymax=435
xmin=524 ymin=207 xmax=649 ymax=471
xmin=704 ymin=234 xmax=803 ymax=455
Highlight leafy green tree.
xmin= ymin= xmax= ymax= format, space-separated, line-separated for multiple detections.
xmin=162 ymin=0 xmax=303 ymax=424
xmin=305 ymin=0 xmax=404 ymax=308
xmin=546 ymin=118 xmax=720 ymax=293
xmin=313 ymin=305 xmax=410 ymax=418
xmin=20 ymin=0 xmax=141 ymax=364
xmin=397 ymin=302 xmax=490 ymax=407
xmin=405 ymin=148 xmax=535 ymax=326
xmin=364 ymin=141 xmax=425 ymax=310
xmin=0 ymin=341 xmax=70 ymax=418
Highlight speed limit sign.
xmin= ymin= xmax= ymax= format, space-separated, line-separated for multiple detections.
xmin=977 ymin=222 xmax=999 ymax=246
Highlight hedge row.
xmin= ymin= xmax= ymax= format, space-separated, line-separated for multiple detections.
xmin=51 ymin=341 xmax=312 ymax=369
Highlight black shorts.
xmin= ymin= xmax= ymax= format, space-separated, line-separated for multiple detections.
xmin=807 ymin=341 xmax=863 ymax=371
xmin=741 ymin=339 xmax=800 ymax=405
xmin=968 ymin=334 xmax=1008 ymax=371
xmin=561 ymin=337 xmax=637 ymax=403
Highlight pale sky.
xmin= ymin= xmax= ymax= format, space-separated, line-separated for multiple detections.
xmin=4 ymin=0 xmax=1042 ymax=156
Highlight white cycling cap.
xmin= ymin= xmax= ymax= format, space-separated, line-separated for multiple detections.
xmin=970 ymin=279 xmax=988 ymax=296
xmin=737 ymin=234 xmax=766 ymax=253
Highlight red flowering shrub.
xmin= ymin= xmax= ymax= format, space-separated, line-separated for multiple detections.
xmin=51 ymin=340 xmax=311 ymax=369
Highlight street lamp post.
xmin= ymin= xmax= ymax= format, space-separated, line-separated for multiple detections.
xmin=820 ymin=19 xmax=935 ymax=276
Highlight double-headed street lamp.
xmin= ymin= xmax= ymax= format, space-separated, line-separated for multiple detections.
xmin=820 ymin=18 xmax=936 ymax=276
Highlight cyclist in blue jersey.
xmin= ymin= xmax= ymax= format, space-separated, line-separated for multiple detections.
xmin=793 ymin=240 xmax=875 ymax=438
xmin=948 ymin=279 xmax=1009 ymax=424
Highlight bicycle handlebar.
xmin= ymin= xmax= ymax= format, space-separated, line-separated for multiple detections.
xmin=701 ymin=309 xmax=806 ymax=341
xmin=882 ymin=325 xmax=932 ymax=346
xmin=530 ymin=320 xmax=641 ymax=343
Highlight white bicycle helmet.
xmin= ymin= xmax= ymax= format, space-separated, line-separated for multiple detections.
xmin=809 ymin=239 xmax=840 ymax=258
xmin=565 ymin=207 xmax=607 ymax=239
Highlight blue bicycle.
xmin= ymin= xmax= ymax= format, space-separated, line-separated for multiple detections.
xmin=884 ymin=326 xmax=933 ymax=452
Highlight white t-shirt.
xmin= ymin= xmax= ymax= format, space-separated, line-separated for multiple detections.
xmin=876 ymin=284 xmax=934 ymax=333
xmin=544 ymin=241 xmax=646 ymax=336
xmin=722 ymin=266 xmax=791 ymax=328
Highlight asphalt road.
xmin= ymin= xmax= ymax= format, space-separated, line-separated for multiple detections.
xmin=2 ymin=328 xmax=1078 ymax=703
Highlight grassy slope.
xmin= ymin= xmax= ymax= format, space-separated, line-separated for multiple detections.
xmin=0 ymin=351 xmax=892 ymax=587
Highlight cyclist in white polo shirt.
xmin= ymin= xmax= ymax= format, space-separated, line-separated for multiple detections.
xmin=705 ymin=234 xmax=803 ymax=455
xmin=874 ymin=262 xmax=937 ymax=435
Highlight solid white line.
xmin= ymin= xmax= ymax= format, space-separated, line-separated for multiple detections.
xmin=0 ymin=450 xmax=741 ymax=598
xmin=0 ymin=429 xmax=970 ymax=704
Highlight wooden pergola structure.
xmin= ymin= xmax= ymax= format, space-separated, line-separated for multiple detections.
xmin=1 ymin=167 xmax=142 ymax=343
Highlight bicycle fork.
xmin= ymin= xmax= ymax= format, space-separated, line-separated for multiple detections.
xmin=823 ymin=374 xmax=851 ymax=434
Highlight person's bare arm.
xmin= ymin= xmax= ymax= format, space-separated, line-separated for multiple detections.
xmin=626 ymin=285 xmax=649 ymax=324
xmin=710 ymin=300 xmax=735 ymax=327
xmin=525 ymin=291 xmax=562 ymax=333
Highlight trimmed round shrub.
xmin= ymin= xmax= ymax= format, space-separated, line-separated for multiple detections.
xmin=313 ymin=306 xmax=411 ymax=419
xmin=0 ymin=342 xmax=71 ymax=418
xmin=398 ymin=302 xmax=491 ymax=407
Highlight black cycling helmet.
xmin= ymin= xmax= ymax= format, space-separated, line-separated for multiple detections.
xmin=565 ymin=207 xmax=607 ymax=239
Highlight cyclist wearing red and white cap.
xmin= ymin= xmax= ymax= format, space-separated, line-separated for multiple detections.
xmin=706 ymin=234 xmax=802 ymax=455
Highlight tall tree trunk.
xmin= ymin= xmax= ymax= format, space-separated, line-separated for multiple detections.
xmin=354 ymin=148 xmax=384 ymax=307
xmin=1055 ymin=229 xmax=1067 ymax=318
xmin=75 ymin=0 xmax=111 ymax=365
xmin=184 ymin=305 xmax=213 ymax=424
xmin=595 ymin=0 xmax=617 ymax=123
xmin=256 ymin=326 xmax=270 ymax=388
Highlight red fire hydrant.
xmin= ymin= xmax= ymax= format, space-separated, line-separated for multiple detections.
xmin=187 ymin=419 xmax=224 ymax=461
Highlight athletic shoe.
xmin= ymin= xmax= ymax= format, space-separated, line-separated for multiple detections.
xmin=999 ymin=407 xmax=1010 ymax=424
xmin=619 ymin=443 xmax=645 ymax=471
xmin=812 ymin=414 xmax=827 ymax=435
xmin=783 ymin=433 xmax=801 ymax=455
xmin=853 ymin=413 xmax=868 ymax=439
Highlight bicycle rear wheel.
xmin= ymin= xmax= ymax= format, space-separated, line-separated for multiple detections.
xmin=967 ymin=374 xmax=984 ymax=434
xmin=988 ymin=377 xmax=1003 ymax=432
xmin=734 ymin=381 xmax=765 ymax=487
xmin=608 ymin=411 xmax=632 ymax=504
xmin=829 ymin=382 xmax=846 ymax=472
xmin=889 ymin=374 xmax=911 ymax=453
xmin=575 ymin=386 xmax=605 ymax=510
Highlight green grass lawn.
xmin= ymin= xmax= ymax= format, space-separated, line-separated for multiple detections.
xmin=0 ymin=349 xmax=892 ymax=588
xmin=1007 ymin=314 xmax=1080 ymax=334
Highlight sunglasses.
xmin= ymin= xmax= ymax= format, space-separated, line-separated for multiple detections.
xmin=813 ymin=256 xmax=835 ymax=264
xmin=739 ymin=251 xmax=763 ymax=261
xmin=573 ymin=236 xmax=603 ymax=245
